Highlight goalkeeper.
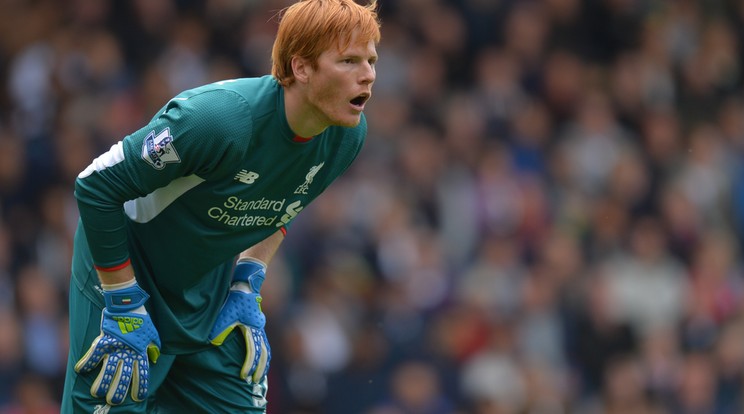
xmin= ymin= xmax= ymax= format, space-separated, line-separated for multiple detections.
xmin=61 ymin=0 xmax=380 ymax=412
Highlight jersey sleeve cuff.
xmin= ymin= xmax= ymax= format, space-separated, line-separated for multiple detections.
xmin=280 ymin=226 xmax=287 ymax=236
xmin=94 ymin=258 xmax=132 ymax=272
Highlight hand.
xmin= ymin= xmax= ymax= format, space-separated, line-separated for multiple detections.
xmin=209 ymin=259 xmax=271 ymax=383
xmin=75 ymin=281 xmax=161 ymax=405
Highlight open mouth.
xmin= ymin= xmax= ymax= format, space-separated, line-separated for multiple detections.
xmin=350 ymin=94 xmax=370 ymax=109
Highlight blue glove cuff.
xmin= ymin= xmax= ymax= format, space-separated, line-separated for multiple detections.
xmin=103 ymin=283 xmax=150 ymax=312
xmin=233 ymin=259 xmax=266 ymax=293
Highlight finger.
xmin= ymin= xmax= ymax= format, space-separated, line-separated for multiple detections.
xmin=209 ymin=322 xmax=239 ymax=346
xmin=106 ymin=353 xmax=133 ymax=405
xmin=90 ymin=354 xmax=112 ymax=398
xmin=131 ymin=358 xmax=141 ymax=402
xmin=75 ymin=334 xmax=106 ymax=373
xmin=147 ymin=343 xmax=161 ymax=363
xmin=251 ymin=333 xmax=270 ymax=383
xmin=240 ymin=326 xmax=260 ymax=380
xmin=130 ymin=356 xmax=149 ymax=402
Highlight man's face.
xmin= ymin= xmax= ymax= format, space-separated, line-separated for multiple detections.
xmin=305 ymin=32 xmax=377 ymax=128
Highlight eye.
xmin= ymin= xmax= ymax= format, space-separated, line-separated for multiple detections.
xmin=342 ymin=58 xmax=354 ymax=64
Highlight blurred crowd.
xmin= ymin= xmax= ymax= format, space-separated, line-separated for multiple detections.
xmin=2 ymin=0 xmax=744 ymax=413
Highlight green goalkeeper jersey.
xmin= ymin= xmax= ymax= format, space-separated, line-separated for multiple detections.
xmin=72 ymin=75 xmax=366 ymax=353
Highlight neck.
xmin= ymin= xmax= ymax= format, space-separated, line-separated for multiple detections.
xmin=284 ymin=85 xmax=328 ymax=138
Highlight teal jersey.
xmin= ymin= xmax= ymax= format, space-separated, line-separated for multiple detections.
xmin=72 ymin=75 xmax=365 ymax=353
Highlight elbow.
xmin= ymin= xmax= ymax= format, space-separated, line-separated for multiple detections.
xmin=74 ymin=176 xmax=90 ymax=203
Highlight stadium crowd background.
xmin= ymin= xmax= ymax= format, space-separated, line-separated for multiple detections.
xmin=2 ymin=0 xmax=744 ymax=413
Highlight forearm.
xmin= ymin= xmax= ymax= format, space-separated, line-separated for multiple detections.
xmin=238 ymin=229 xmax=285 ymax=265
xmin=75 ymin=169 xmax=133 ymax=270
xmin=94 ymin=230 xmax=285 ymax=287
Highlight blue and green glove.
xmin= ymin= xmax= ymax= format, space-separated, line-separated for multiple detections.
xmin=75 ymin=280 xmax=161 ymax=405
xmin=209 ymin=258 xmax=271 ymax=383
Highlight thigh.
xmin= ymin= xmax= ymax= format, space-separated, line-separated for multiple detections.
xmin=61 ymin=283 xmax=174 ymax=414
xmin=152 ymin=331 xmax=268 ymax=414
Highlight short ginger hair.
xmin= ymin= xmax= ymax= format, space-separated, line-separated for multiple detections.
xmin=271 ymin=0 xmax=381 ymax=86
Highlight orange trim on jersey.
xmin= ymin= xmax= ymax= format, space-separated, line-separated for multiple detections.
xmin=280 ymin=227 xmax=287 ymax=236
xmin=94 ymin=258 xmax=132 ymax=272
xmin=293 ymin=135 xmax=314 ymax=143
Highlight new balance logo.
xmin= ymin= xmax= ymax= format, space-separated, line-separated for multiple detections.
xmin=235 ymin=170 xmax=260 ymax=184
xmin=113 ymin=315 xmax=144 ymax=334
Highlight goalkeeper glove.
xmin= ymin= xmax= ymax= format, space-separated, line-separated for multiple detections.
xmin=209 ymin=258 xmax=271 ymax=383
xmin=75 ymin=280 xmax=161 ymax=405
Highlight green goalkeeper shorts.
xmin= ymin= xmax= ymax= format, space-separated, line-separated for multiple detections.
xmin=61 ymin=283 xmax=269 ymax=414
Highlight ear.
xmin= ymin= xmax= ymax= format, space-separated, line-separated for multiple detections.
xmin=291 ymin=56 xmax=312 ymax=84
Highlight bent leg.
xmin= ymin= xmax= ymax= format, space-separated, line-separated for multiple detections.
xmin=61 ymin=281 xmax=174 ymax=414
xmin=152 ymin=331 xmax=268 ymax=414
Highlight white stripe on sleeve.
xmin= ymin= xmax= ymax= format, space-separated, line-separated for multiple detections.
xmin=123 ymin=175 xmax=205 ymax=223
xmin=78 ymin=141 xmax=125 ymax=179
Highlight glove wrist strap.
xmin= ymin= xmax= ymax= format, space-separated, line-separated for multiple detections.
xmin=103 ymin=282 xmax=150 ymax=312
xmin=233 ymin=259 xmax=266 ymax=293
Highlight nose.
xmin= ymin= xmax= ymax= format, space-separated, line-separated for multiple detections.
xmin=360 ymin=62 xmax=375 ymax=85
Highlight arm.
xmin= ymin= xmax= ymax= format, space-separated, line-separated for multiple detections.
xmin=76 ymin=89 xmax=253 ymax=273
xmin=238 ymin=228 xmax=285 ymax=266
xmin=208 ymin=229 xmax=285 ymax=383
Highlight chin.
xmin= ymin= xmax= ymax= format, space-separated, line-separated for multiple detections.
xmin=333 ymin=114 xmax=362 ymax=128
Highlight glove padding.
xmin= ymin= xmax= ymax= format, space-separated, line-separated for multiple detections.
xmin=75 ymin=283 xmax=161 ymax=405
xmin=209 ymin=259 xmax=271 ymax=383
